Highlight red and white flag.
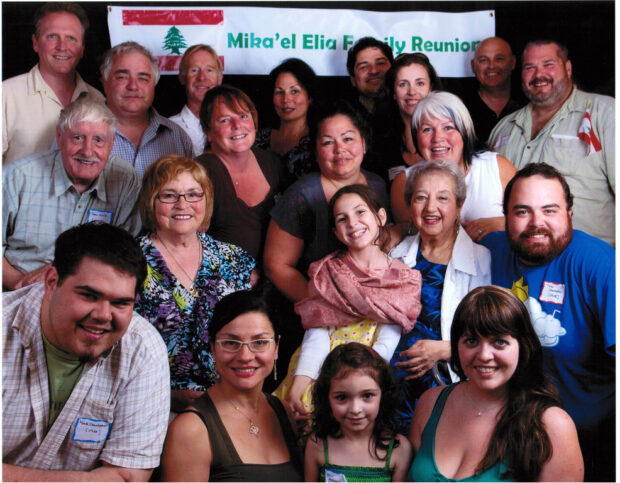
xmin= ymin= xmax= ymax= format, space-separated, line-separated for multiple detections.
xmin=577 ymin=103 xmax=602 ymax=155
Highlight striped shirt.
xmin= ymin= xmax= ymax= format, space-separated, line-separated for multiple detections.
xmin=111 ymin=108 xmax=193 ymax=177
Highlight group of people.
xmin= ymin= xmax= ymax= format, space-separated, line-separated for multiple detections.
xmin=2 ymin=2 xmax=615 ymax=482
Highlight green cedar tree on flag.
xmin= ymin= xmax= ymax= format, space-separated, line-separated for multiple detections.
xmin=163 ymin=26 xmax=188 ymax=55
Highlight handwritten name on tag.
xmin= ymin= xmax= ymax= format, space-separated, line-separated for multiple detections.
xmin=540 ymin=281 xmax=565 ymax=305
xmin=87 ymin=209 xmax=113 ymax=224
xmin=72 ymin=417 xmax=111 ymax=443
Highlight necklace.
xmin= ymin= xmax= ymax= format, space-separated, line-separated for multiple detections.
xmin=230 ymin=400 xmax=260 ymax=436
xmin=465 ymin=385 xmax=503 ymax=417
xmin=155 ymin=234 xmax=202 ymax=288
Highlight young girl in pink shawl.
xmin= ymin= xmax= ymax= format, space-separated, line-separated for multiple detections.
xmin=273 ymin=184 xmax=422 ymax=418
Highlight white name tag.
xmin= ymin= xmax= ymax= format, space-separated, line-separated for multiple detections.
xmin=539 ymin=281 xmax=565 ymax=305
xmin=87 ymin=209 xmax=113 ymax=224
xmin=72 ymin=417 xmax=111 ymax=443
xmin=325 ymin=469 xmax=348 ymax=482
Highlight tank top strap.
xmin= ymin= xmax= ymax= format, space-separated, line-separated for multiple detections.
xmin=429 ymin=383 xmax=459 ymax=427
xmin=323 ymin=437 xmax=330 ymax=464
xmin=264 ymin=393 xmax=303 ymax=468
xmin=184 ymin=393 xmax=243 ymax=466
xmin=383 ymin=437 xmax=396 ymax=469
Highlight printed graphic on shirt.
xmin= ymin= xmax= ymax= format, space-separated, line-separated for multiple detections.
xmin=510 ymin=277 xmax=566 ymax=347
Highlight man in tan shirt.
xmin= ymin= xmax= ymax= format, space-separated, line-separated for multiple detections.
xmin=2 ymin=2 xmax=103 ymax=164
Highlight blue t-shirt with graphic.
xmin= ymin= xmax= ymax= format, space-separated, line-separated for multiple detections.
xmin=482 ymin=230 xmax=615 ymax=431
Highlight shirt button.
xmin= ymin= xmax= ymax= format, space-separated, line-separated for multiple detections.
xmin=526 ymin=146 xmax=531 ymax=149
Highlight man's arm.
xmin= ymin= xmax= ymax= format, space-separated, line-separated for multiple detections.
xmin=2 ymin=256 xmax=24 ymax=290
xmin=2 ymin=462 xmax=152 ymax=482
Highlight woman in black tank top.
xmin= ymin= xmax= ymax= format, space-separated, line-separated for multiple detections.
xmin=161 ymin=286 xmax=303 ymax=481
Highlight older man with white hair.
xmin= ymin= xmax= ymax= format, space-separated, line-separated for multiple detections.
xmin=3 ymin=96 xmax=141 ymax=290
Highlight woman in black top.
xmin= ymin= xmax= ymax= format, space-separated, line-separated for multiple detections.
xmin=162 ymin=287 xmax=303 ymax=481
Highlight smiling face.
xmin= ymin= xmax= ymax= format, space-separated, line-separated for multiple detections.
xmin=317 ymin=114 xmax=366 ymax=181
xmin=471 ymin=37 xmax=515 ymax=89
xmin=41 ymin=256 xmax=137 ymax=361
xmin=207 ymin=99 xmax=256 ymax=155
xmin=458 ymin=332 xmax=519 ymax=395
xmin=32 ymin=11 xmax=85 ymax=78
xmin=351 ymin=47 xmax=391 ymax=98
xmin=506 ymin=175 xmax=573 ymax=265
xmin=212 ymin=311 xmax=278 ymax=391
xmin=57 ymin=121 xmax=113 ymax=192
xmin=417 ymin=115 xmax=464 ymax=165
xmin=329 ymin=368 xmax=381 ymax=435
xmin=181 ymin=49 xmax=223 ymax=107
xmin=521 ymin=43 xmax=572 ymax=108
xmin=273 ymin=72 xmax=311 ymax=123
xmin=333 ymin=193 xmax=386 ymax=252
xmin=154 ymin=171 xmax=206 ymax=236
xmin=410 ymin=172 xmax=461 ymax=241
xmin=102 ymin=51 xmax=156 ymax=118
xmin=394 ymin=63 xmax=432 ymax=118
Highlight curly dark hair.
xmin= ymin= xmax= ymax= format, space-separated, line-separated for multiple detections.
xmin=450 ymin=286 xmax=563 ymax=481
xmin=311 ymin=343 xmax=400 ymax=459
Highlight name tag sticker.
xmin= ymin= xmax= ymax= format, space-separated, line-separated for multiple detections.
xmin=493 ymin=134 xmax=510 ymax=149
xmin=87 ymin=209 xmax=112 ymax=224
xmin=325 ymin=469 xmax=348 ymax=482
xmin=540 ymin=281 xmax=565 ymax=305
xmin=72 ymin=417 xmax=111 ymax=443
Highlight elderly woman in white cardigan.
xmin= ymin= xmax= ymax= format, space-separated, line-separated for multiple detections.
xmin=388 ymin=161 xmax=491 ymax=432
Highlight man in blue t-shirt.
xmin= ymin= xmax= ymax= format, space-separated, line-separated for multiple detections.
xmin=481 ymin=162 xmax=614 ymax=482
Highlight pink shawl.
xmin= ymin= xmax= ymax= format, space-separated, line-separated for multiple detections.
xmin=295 ymin=251 xmax=421 ymax=333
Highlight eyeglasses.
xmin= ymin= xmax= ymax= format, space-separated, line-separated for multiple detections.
xmin=215 ymin=338 xmax=275 ymax=353
xmin=156 ymin=192 xmax=205 ymax=204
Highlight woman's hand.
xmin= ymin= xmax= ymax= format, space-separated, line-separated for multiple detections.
xmin=285 ymin=375 xmax=312 ymax=421
xmin=462 ymin=216 xmax=505 ymax=243
xmin=395 ymin=339 xmax=451 ymax=380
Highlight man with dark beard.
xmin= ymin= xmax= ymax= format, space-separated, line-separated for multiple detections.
xmin=481 ymin=163 xmax=615 ymax=482
xmin=489 ymin=40 xmax=614 ymax=246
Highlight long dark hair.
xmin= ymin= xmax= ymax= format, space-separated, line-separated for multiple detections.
xmin=450 ymin=286 xmax=563 ymax=481
xmin=328 ymin=184 xmax=391 ymax=253
xmin=311 ymin=343 xmax=400 ymax=459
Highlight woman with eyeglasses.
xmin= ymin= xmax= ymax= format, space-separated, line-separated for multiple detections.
xmin=135 ymin=155 xmax=256 ymax=414
xmin=162 ymin=287 xmax=304 ymax=482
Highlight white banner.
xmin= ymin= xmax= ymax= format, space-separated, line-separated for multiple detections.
xmin=107 ymin=6 xmax=495 ymax=77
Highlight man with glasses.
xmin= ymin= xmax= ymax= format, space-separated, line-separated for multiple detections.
xmin=3 ymin=96 xmax=140 ymax=290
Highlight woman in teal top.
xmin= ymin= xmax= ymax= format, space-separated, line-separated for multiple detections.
xmin=408 ymin=286 xmax=583 ymax=482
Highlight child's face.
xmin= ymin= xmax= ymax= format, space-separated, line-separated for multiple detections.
xmin=333 ymin=193 xmax=387 ymax=251
xmin=328 ymin=368 xmax=381 ymax=435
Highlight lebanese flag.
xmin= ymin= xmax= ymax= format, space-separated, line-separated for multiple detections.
xmin=577 ymin=104 xmax=602 ymax=155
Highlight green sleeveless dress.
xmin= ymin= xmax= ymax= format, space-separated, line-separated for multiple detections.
xmin=407 ymin=383 xmax=512 ymax=481
xmin=319 ymin=437 xmax=394 ymax=482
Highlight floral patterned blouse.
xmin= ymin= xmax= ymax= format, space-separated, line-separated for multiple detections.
xmin=134 ymin=232 xmax=255 ymax=391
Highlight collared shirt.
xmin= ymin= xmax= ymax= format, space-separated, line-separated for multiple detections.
xmin=169 ymin=105 xmax=206 ymax=157
xmin=3 ymin=150 xmax=141 ymax=274
xmin=2 ymin=64 xmax=104 ymax=165
xmin=111 ymin=108 xmax=193 ymax=177
xmin=2 ymin=283 xmax=170 ymax=470
xmin=489 ymin=87 xmax=615 ymax=245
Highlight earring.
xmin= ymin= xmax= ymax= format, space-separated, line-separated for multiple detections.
xmin=273 ymin=363 xmax=278 ymax=382
xmin=455 ymin=216 xmax=461 ymax=234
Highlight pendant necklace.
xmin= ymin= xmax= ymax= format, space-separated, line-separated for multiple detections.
xmin=230 ymin=400 xmax=260 ymax=436
xmin=466 ymin=385 xmax=503 ymax=417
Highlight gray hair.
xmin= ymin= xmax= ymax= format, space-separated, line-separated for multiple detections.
xmin=411 ymin=91 xmax=478 ymax=169
xmin=100 ymin=41 xmax=160 ymax=84
xmin=403 ymin=160 xmax=467 ymax=208
xmin=58 ymin=95 xmax=117 ymax=135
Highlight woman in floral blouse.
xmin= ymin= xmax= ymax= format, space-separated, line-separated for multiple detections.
xmin=135 ymin=155 xmax=255 ymax=413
